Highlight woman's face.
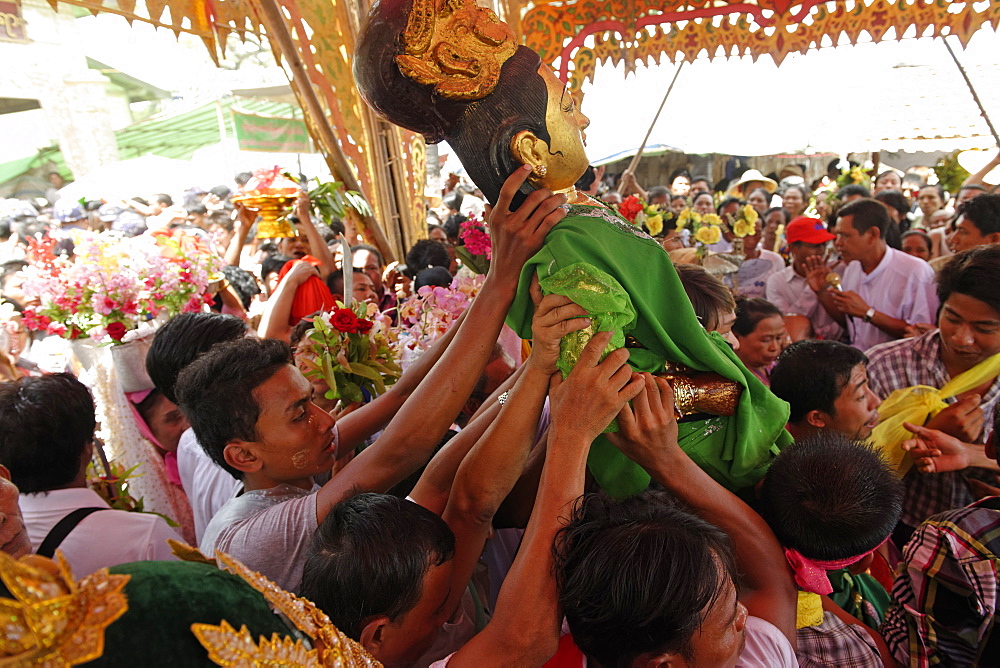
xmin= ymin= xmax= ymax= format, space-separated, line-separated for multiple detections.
xmin=902 ymin=234 xmax=931 ymax=262
xmin=874 ymin=172 xmax=901 ymax=194
xmin=782 ymin=188 xmax=807 ymax=217
xmin=535 ymin=65 xmax=591 ymax=191
xmin=735 ymin=314 xmax=787 ymax=369
xmin=747 ymin=189 xmax=769 ymax=214
xmin=670 ymin=196 xmax=688 ymax=214
xmin=671 ymin=176 xmax=691 ymax=197
xmin=660 ymin=229 xmax=684 ymax=252
xmin=693 ymin=193 xmax=715 ymax=215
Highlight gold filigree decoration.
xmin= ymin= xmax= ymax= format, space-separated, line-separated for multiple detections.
xmin=397 ymin=0 xmax=518 ymax=100
xmin=167 ymin=538 xmax=218 ymax=567
xmin=191 ymin=551 xmax=382 ymax=667
xmin=0 ymin=552 xmax=130 ymax=666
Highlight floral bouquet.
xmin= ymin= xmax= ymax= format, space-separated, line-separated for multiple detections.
xmin=454 ymin=216 xmax=491 ymax=275
xmin=21 ymin=229 xmax=224 ymax=343
xmin=835 ymin=165 xmax=871 ymax=191
xmin=397 ymin=274 xmax=484 ymax=362
xmin=618 ymin=195 xmax=673 ymax=237
xmin=675 ymin=208 xmax=724 ymax=258
xmin=297 ymin=301 xmax=401 ymax=403
xmin=723 ymin=204 xmax=760 ymax=255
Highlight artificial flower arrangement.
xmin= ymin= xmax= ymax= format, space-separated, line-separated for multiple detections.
xmin=21 ymin=230 xmax=224 ymax=343
xmin=835 ymin=164 xmax=872 ymax=191
xmin=618 ymin=195 xmax=673 ymax=237
xmin=724 ymin=204 xmax=760 ymax=254
xmin=675 ymin=208 xmax=724 ymax=257
xmin=454 ymin=216 xmax=491 ymax=274
xmin=397 ymin=274 xmax=484 ymax=355
xmin=297 ymin=300 xmax=401 ymax=403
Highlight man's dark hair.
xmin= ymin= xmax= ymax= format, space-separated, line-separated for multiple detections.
xmin=153 ymin=193 xmax=173 ymax=207
xmin=957 ymin=193 xmax=1000 ymax=236
xmin=759 ymin=433 xmax=902 ymax=560
xmin=350 ymin=243 xmax=383 ymax=267
xmin=442 ymin=213 xmax=466 ymax=240
xmin=690 ymin=175 xmax=711 ymax=188
xmin=554 ymin=492 xmax=736 ymax=666
xmin=221 ymin=265 xmax=260 ymax=310
xmin=415 ymin=266 xmax=453 ymax=290
xmin=234 ymin=171 xmax=253 ymax=187
xmin=405 ymin=239 xmax=449 ymax=272
xmin=837 ymin=184 xmax=871 ymax=200
xmin=716 ymin=196 xmax=744 ymax=215
xmin=837 ymin=198 xmax=889 ymax=237
xmin=770 ymin=340 xmax=868 ymax=423
xmin=326 ymin=267 xmax=368 ymax=297
xmin=259 ymin=254 xmax=292 ymax=283
xmin=874 ymin=189 xmax=910 ymax=222
xmin=175 ymin=338 xmax=293 ymax=479
xmin=938 ymin=244 xmax=1000 ymax=316
xmin=301 ymin=493 xmax=456 ymax=640
xmin=146 ymin=313 xmax=248 ymax=404
xmin=0 ymin=374 xmax=96 ymax=493
xmin=209 ymin=185 xmax=231 ymax=200
xmin=185 ymin=203 xmax=208 ymax=216
xmin=647 ymin=185 xmax=670 ymax=201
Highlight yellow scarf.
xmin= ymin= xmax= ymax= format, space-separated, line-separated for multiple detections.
xmin=871 ymin=351 xmax=1000 ymax=475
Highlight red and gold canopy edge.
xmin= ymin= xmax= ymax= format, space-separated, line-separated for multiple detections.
xmin=517 ymin=0 xmax=1000 ymax=90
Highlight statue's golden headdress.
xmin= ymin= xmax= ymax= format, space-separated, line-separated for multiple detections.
xmin=396 ymin=0 xmax=517 ymax=101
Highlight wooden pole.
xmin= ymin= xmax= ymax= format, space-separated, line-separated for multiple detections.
xmin=942 ymin=36 xmax=1000 ymax=149
xmin=256 ymin=0 xmax=397 ymax=261
xmin=625 ymin=62 xmax=684 ymax=175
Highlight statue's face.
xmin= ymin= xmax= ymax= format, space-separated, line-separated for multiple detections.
xmin=537 ymin=64 xmax=590 ymax=191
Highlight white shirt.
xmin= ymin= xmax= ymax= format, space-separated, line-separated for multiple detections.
xmin=841 ymin=246 xmax=938 ymax=351
xmin=766 ymin=265 xmax=845 ymax=341
xmin=176 ymin=428 xmax=241 ymax=543
xmin=20 ymin=487 xmax=180 ymax=577
xmin=726 ymin=249 xmax=786 ymax=299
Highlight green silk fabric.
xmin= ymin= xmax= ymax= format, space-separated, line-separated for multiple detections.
xmin=506 ymin=204 xmax=792 ymax=497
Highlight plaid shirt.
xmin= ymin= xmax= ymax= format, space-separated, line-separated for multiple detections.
xmin=881 ymin=496 xmax=1000 ymax=666
xmin=866 ymin=330 xmax=1000 ymax=528
xmin=796 ymin=612 xmax=881 ymax=667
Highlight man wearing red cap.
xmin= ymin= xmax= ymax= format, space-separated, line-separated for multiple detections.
xmin=765 ymin=216 xmax=844 ymax=341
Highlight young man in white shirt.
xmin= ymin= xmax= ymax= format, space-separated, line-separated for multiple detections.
xmin=0 ymin=374 xmax=179 ymax=576
xmin=815 ymin=198 xmax=937 ymax=351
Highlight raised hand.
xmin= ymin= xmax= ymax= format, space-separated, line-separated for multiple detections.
xmin=527 ymin=275 xmax=590 ymax=376
xmin=902 ymin=421 xmax=970 ymax=473
xmin=925 ymin=393 xmax=984 ymax=443
xmin=607 ymin=374 xmax=679 ymax=473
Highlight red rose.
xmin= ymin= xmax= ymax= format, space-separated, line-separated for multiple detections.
xmin=106 ymin=321 xmax=128 ymax=341
xmin=330 ymin=308 xmax=360 ymax=333
xmin=619 ymin=195 xmax=644 ymax=222
xmin=355 ymin=318 xmax=373 ymax=335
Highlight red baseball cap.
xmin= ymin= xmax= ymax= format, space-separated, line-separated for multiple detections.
xmin=785 ymin=216 xmax=835 ymax=244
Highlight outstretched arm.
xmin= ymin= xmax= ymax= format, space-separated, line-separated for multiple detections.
xmin=608 ymin=374 xmax=798 ymax=647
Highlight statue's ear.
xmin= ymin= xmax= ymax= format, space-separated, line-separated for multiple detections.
xmin=510 ymin=130 xmax=549 ymax=182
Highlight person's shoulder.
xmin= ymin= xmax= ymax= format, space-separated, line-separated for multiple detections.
xmin=865 ymin=330 xmax=930 ymax=361
xmin=737 ymin=616 xmax=797 ymax=668
xmin=888 ymin=247 xmax=935 ymax=276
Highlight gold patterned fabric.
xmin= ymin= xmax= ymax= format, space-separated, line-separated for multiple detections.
xmin=0 ymin=552 xmax=130 ymax=666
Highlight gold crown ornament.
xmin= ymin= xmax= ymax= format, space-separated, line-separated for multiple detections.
xmin=396 ymin=0 xmax=518 ymax=101
xmin=0 ymin=552 xmax=130 ymax=666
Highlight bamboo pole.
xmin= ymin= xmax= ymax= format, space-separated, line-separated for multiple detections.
xmin=255 ymin=0 xmax=397 ymax=261
xmin=942 ymin=36 xmax=1000 ymax=149
xmin=625 ymin=62 xmax=685 ymax=175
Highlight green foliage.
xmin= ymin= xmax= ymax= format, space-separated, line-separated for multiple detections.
xmin=933 ymin=152 xmax=971 ymax=195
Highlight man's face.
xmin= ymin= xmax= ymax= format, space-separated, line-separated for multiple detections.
xmin=873 ymin=172 xmax=901 ymax=194
xmin=353 ymin=250 xmax=384 ymax=293
xmin=373 ymin=558 xmax=455 ymax=665
xmin=821 ymin=363 xmax=881 ymax=440
xmin=237 ymin=365 xmax=337 ymax=483
xmin=950 ymin=215 xmax=997 ymax=252
xmin=278 ymin=226 xmax=311 ymax=259
xmin=352 ymin=272 xmax=379 ymax=305
xmin=834 ymin=215 xmax=874 ymax=263
xmin=680 ymin=570 xmax=747 ymax=668
xmin=938 ymin=293 xmax=1000 ymax=372
xmin=957 ymin=187 xmax=983 ymax=206
xmin=689 ymin=180 xmax=710 ymax=197
xmin=789 ymin=241 xmax=828 ymax=276
xmin=917 ymin=187 xmax=943 ymax=217
xmin=747 ymin=189 xmax=769 ymax=213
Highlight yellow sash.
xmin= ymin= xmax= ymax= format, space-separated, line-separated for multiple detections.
xmin=871 ymin=351 xmax=1000 ymax=475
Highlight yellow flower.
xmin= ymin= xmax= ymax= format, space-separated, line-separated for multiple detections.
xmin=733 ymin=219 xmax=756 ymax=238
xmin=645 ymin=214 xmax=663 ymax=237
xmin=676 ymin=208 xmax=691 ymax=229
xmin=742 ymin=204 xmax=759 ymax=225
xmin=695 ymin=225 xmax=721 ymax=245
xmin=702 ymin=213 xmax=723 ymax=227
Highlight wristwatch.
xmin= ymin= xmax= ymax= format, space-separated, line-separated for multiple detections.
xmin=863 ymin=307 xmax=876 ymax=323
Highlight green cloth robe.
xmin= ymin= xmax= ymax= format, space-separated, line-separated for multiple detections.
xmin=506 ymin=204 xmax=793 ymax=497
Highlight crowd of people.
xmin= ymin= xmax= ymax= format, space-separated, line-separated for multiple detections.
xmin=0 ymin=148 xmax=998 ymax=666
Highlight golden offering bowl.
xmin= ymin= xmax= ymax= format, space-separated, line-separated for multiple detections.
xmin=233 ymin=193 xmax=298 ymax=239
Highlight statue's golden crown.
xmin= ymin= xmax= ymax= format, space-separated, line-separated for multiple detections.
xmin=396 ymin=0 xmax=518 ymax=100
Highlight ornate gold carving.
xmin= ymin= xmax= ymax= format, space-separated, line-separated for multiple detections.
xmin=0 ymin=552 xmax=130 ymax=666
xmin=192 ymin=551 xmax=382 ymax=667
xmin=658 ymin=362 xmax=742 ymax=418
xmin=397 ymin=0 xmax=518 ymax=100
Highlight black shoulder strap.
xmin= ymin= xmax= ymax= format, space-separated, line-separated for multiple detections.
xmin=36 ymin=507 xmax=108 ymax=558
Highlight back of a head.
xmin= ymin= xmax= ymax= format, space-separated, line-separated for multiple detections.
xmin=175 ymin=337 xmax=292 ymax=479
xmin=405 ymin=239 xmax=450 ymax=272
xmin=415 ymin=266 xmax=454 ymax=290
xmin=674 ymin=264 xmax=736 ymax=331
xmin=937 ymin=244 xmax=1000 ymax=315
xmin=760 ymin=432 xmax=902 ymax=560
xmin=647 ymin=185 xmax=670 ymax=201
xmin=770 ymin=340 xmax=867 ymax=423
xmin=838 ymin=184 xmax=871 ymax=200
xmin=301 ymin=492 xmax=455 ymax=640
xmin=146 ymin=313 xmax=248 ymax=404
xmin=0 ymin=374 xmax=95 ymax=493
xmin=837 ymin=197 xmax=889 ymax=237
xmin=555 ymin=492 xmax=736 ymax=667
xmin=873 ymin=189 xmax=910 ymax=220
xmin=957 ymin=193 xmax=1000 ymax=236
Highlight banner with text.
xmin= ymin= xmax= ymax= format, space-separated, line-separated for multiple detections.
xmin=232 ymin=109 xmax=312 ymax=153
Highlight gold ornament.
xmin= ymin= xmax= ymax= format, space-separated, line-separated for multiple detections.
xmin=396 ymin=0 xmax=518 ymax=101
xmin=533 ymin=164 xmax=548 ymax=178
xmin=0 ymin=551 xmax=130 ymax=666
xmin=826 ymin=273 xmax=842 ymax=291
xmin=191 ymin=551 xmax=382 ymax=667
xmin=231 ymin=194 xmax=298 ymax=239
xmin=659 ymin=361 xmax=741 ymax=418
